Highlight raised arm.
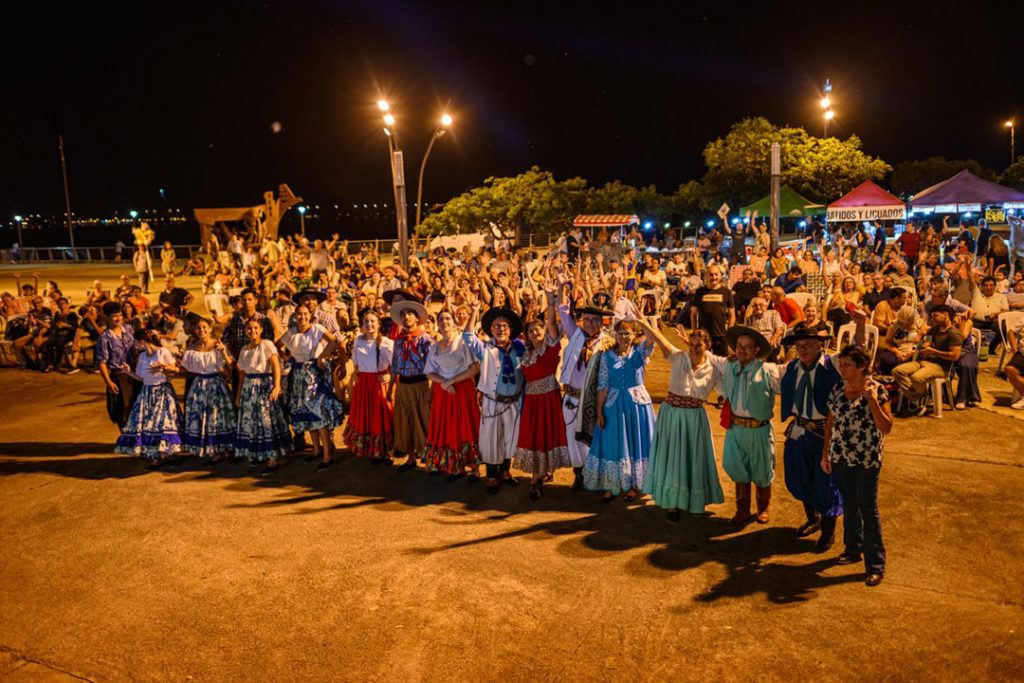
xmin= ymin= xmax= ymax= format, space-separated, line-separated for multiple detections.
xmin=636 ymin=316 xmax=679 ymax=358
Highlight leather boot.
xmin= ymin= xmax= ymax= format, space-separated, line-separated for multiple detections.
xmin=729 ymin=483 xmax=752 ymax=525
xmin=755 ymin=485 xmax=772 ymax=524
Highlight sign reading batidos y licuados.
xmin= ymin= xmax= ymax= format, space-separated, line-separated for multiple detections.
xmin=826 ymin=205 xmax=906 ymax=222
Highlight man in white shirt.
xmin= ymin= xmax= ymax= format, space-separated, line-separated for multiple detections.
xmin=971 ymin=275 xmax=1009 ymax=353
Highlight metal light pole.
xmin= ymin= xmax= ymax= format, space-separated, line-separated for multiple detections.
xmin=1007 ymin=120 xmax=1016 ymax=166
xmin=770 ymin=142 xmax=781 ymax=252
xmin=13 ymin=215 xmax=24 ymax=251
xmin=820 ymin=79 xmax=833 ymax=138
xmin=297 ymin=205 xmax=307 ymax=237
xmin=379 ymin=101 xmax=410 ymax=269
xmin=58 ymin=134 xmax=77 ymax=260
xmin=414 ymin=113 xmax=453 ymax=251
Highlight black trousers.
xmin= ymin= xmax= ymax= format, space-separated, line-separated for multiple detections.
xmin=106 ymin=371 xmax=141 ymax=429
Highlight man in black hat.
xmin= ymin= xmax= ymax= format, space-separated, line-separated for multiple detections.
xmin=465 ymin=304 xmax=526 ymax=494
xmin=387 ymin=298 xmax=433 ymax=470
xmin=892 ymin=304 xmax=963 ymax=413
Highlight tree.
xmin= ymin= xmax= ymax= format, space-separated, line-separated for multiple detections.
xmin=999 ymin=158 xmax=1024 ymax=192
xmin=890 ymin=157 xmax=998 ymax=196
xmin=699 ymin=117 xmax=891 ymax=208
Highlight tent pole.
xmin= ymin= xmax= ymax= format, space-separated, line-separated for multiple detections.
xmin=770 ymin=142 xmax=780 ymax=253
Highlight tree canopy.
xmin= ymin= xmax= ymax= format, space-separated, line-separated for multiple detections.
xmin=890 ymin=157 xmax=998 ymax=196
xmin=999 ymin=158 xmax=1024 ymax=192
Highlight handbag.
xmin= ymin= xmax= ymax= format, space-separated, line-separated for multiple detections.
xmin=719 ymin=398 xmax=732 ymax=429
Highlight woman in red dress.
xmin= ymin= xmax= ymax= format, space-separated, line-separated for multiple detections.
xmin=422 ymin=309 xmax=482 ymax=478
xmin=344 ymin=310 xmax=395 ymax=462
xmin=513 ymin=312 xmax=570 ymax=500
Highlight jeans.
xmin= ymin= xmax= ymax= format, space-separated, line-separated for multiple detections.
xmin=833 ymin=462 xmax=885 ymax=574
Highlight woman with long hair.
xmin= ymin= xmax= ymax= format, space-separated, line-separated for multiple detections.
xmin=422 ymin=309 xmax=482 ymax=478
xmin=235 ymin=318 xmax=292 ymax=474
xmin=179 ymin=318 xmax=237 ymax=461
xmin=513 ymin=314 xmax=571 ymax=500
xmin=637 ymin=321 xmax=725 ymax=521
xmin=582 ymin=312 xmax=656 ymax=502
xmin=279 ymin=305 xmax=344 ymax=470
xmin=115 ymin=328 xmax=184 ymax=469
xmin=344 ymin=310 xmax=395 ymax=462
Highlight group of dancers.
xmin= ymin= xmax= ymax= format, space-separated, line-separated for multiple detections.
xmin=100 ymin=281 xmax=890 ymax=584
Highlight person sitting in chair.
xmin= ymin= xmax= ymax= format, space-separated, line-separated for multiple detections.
xmin=891 ymin=305 xmax=963 ymax=416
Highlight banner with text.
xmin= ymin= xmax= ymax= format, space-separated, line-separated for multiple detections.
xmin=827 ymin=205 xmax=906 ymax=222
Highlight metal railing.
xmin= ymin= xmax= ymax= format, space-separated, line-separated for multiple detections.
xmin=0 ymin=244 xmax=204 ymax=264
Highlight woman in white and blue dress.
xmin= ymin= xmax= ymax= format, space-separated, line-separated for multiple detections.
xmin=115 ymin=328 xmax=184 ymax=469
xmin=235 ymin=318 xmax=292 ymax=475
xmin=636 ymin=318 xmax=726 ymax=522
xmin=279 ymin=305 xmax=344 ymax=470
xmin=180 ymin=317 xmax=237 ymax=462
xmin=583 ymin=313 xmax=656 ymax=502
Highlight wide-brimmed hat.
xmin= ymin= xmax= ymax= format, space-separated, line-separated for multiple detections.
xmin=292 ymin=287 xmax=326 ymax=304
xmin=382 ymin=288 xmax=424 ymax=305
xmin=576 ymin=305 xmax=613 ymax=319
xmin=781 ymin=324 xmax=832 ymax=346
xmin=481 ymin=306 xmax=524 ymax=339
xmin=390 ymin=300 xmax=428 ymax=325
xmin=592 ymin=290 xmax=612 ymax=307
xmin=725 ymin=325 xmax=772 ymax=359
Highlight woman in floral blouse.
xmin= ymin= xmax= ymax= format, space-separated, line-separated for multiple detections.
xmin=821 ymin=344 xmax=893 ymax=587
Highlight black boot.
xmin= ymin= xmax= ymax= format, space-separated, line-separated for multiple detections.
xmin=572 ymin=466 xmax=584 ymax=491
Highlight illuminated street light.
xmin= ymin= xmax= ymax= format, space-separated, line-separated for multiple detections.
xmin=129 ymin=210 xmax=138 ymax=220
xmin=383 ymin=113 xmax=396 ymax=127
xmin=13 ymin=214 xmax=24 ymax=249
xmin=377 ymin=100 xmax=390 ymax=112
xmin=1006 ymin=120 xmax=1016 ymax=166
xmin=415 ymin=111 xmax=455 ymax=242
xmin=820 ymin=79 xmax=833 ymax=137
xmin=440 ymin=113 xmax=453 ymax=127
xmin=297 ymin=205 xmax=307 ymax=237
xmin=824 ymin=110 xmax=836 ymax=121
xmin=820 ymin=96 xmax=831 ymax=109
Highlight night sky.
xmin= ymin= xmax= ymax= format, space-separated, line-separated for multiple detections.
xmin=3 ymin=0 xmax=1021 ymax=223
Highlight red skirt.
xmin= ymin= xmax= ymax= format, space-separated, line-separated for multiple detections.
xmin=517 ymin=389 xmax=568 ymax=452
xmin=422 ymin=379 xmax=481 ymax=474
xmin=344 ymin=372 xmax=394 ymax=458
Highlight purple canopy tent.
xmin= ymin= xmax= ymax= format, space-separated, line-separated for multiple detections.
xmin=908 ymin=169 xmax=1024 ymax=212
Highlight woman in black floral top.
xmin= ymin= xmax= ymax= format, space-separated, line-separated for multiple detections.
xmin=821 ymin=344 xmax=893 ymax=587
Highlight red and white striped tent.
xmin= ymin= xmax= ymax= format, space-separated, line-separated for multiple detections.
xmin=572 ymin=214 xmax=640 ymax=228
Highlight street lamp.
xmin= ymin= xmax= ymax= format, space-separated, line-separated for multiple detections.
xmin=820 ymin=79 xmax=833 ymax=137
xmin=1006 ymin=120 xmax=1016 ymax=166
xmin=13 ymin=215 xmax=23 ymax=250
xmin=297 ymin=205 xmax=307 ymax=237
xmin=414 ymin=112 xmax=453 ymax=242
xmin=129 ymin=209 xmax=138 ymax=222
xmin=378 ymin=100 xmax=411 ymax=269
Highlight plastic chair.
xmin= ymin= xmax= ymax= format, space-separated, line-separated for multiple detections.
xmin=786 ymin=292 xmax=814 ymax=311
xmin=997 ymin=311 xmax=1024 ymax=370
xmin=837 ymin=321 xmax=879 ymax=366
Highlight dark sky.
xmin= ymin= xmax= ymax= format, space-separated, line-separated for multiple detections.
xmin=2 ymin=0 xmax=1021 ymax=220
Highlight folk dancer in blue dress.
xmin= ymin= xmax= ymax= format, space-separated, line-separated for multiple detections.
xmin=279 ymin=305 xmax=344 ymax=471
xmin=464 ymin=305 xmax=526 ymax=495
xmin=583 ymin=312 xmax=656 ymax=502
xmin=720 ymin=325 xmax=784 ymax=525
xmin=114 ymin=329 xmax=184 ymax=469
xmin=96 ymin=301 xmax=140 ymax=430
xmin=235 ymin=318 xmax=292 ymax=475
xmin=636 ymin=319 xmax=726 ymax=521
xmin=551 ymin=282 xmax=615 ymax=491
xmin=779 ymin=323 xmax=844 ymax=550
xmin=179 ymin=317 xmax=237 ymax=462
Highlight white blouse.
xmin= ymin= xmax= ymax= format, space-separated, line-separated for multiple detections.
xmin=353 ymin=335 xmax=395 ymax=372
xmin=424 ymin=334 xmax=476 ymax=380
xmin=181 ymin=347 xmax=226 ymax=375
xmin=238 ymin=339 xmax=278 ymax=374
xmin=135 ymin=347 xmax=176 ymax=386
xmin=280 ymin=324 xmax=327 ymax=362
xmin=667 ymin=350 xmax=726 ymax=402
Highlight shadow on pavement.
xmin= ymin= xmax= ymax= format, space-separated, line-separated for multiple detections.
xmin=0 ymin=445 xmax=864 ymax=604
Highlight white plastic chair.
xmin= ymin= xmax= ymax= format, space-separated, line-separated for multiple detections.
xmin=837 ymin=321 xmax=879 ymax=366
xmin=786 ymin=292 xmax=814 ymax=311
xmin=997 ymin=311 xmax=1024 ymax=370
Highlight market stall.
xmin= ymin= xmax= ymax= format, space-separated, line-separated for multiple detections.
xmin=826 ymin=180 xmax=905 ymax=222
xmin=907 ymin=169 xmax=1024 ymax=220
xmin=740 ymin=186 xmax=825 ymax=217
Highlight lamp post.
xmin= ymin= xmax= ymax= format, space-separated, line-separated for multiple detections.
xmin=820 ymin=79 xmax=833 ymax=137
xmin=1007 ymin=120 xmax=1016 ymax=166
xmin=379 ymin=100 xmax=411 ymax=270
xmin=414 ymin=112 xmax=453 ymax=251
xmin=13 ymin=215 xmax=23 ymax=251
xmin=297 ymin=205 xmax=307 ymax=237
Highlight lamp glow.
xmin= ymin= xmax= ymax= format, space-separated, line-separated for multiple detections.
xmin=824 ymin=110 xmax=835 ymax=121
xmin=383 ymin=113 xmax=396 ymax=126
xmin=297 ymin=206 xmax=307 ymax=215
xmin=440 ymin=113 xmax=453 ymax=127
xmin=820 ymin=96 xmax=831 ymax=109
xmin=377 ymin=100 xmax=390 ymax=112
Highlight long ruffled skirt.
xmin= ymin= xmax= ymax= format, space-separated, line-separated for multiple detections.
xmin=644 ymin=405 xmax=723 ymax=513
xmin=513 ymin=388 xmax=571 ymax=475
xmin=287 ymin=361 xmax=344 ymax=432
xmin=583 ymin=394 xmax=654 ymax=494
xmin=235 ymin=373 xmax=293 ymax=463
xmin=182 ymin=374 xmax=237 ymax=457
xmin=115 ymin=383 xmax=183 ymax=460
xmin=421 ymin=379 xmax=481 ymax=474
xmin=344 ymin=372 xmax=394 ymax=457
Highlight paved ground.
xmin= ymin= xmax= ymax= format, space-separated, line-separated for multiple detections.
xmin=1 ymin=263 xmax=1023 ymax=682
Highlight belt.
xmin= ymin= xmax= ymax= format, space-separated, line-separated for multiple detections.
xmin=195 ymin=372 xmax=222 ymax=378
xmin=358 ymin=371 xmax=386 ymax=379
xmin=731 ymin=415 xmax=770 ymax=428
xmin=795 ymin=416 xmax=825 ymax=432
xmin=562 ymin=385 xmax=581 ymax=399
xmin=665 ymin=392 xmax=704 ymax=409
xmin=246 ymin=372 xmax=271 ymax=378
xmin=398 ymin=374 xmax=427 ymax=384
xmin=525 ymin=375 xmax=558 ymax=395
xmin=486 ymin=393 xmax=520 ymax=404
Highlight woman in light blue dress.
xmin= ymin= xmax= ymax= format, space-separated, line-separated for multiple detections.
xmin=582 ymin=316 xmax=656 ymax=502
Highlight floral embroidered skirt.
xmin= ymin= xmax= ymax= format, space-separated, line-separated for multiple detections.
xmin=344 ymin=371 xmax=394 ymax=457
xmin=115 ymin=383 xmax=183 ymax=460
xmin=287 ymin=361 xmax=344 ymax=433
xmin=235 ymin=373 xmax=293 ymax=463
xmin=421 ymin=379 xmax=481 ymax=474
xmin=182 ymin=374 xmax=237 ymax=457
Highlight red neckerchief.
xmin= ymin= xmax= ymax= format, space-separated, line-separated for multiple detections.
xmin=398 ymin=325 xmax=426 ymax=357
